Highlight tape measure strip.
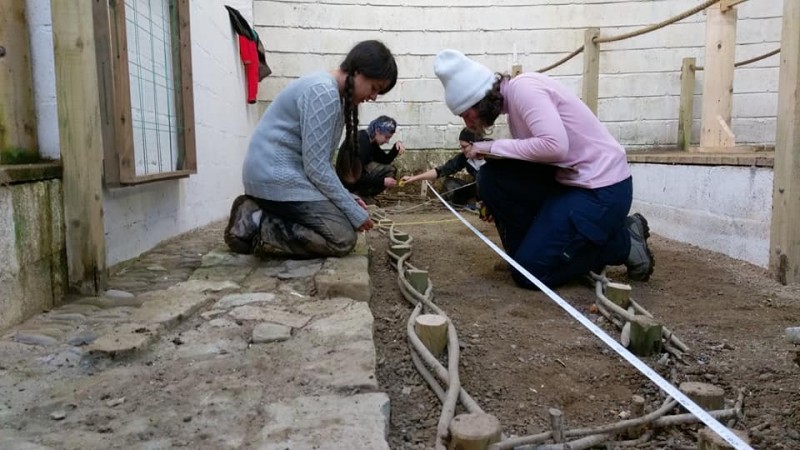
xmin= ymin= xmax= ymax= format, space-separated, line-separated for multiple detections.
xmin=426 ymin=182 xmax=752 ymax=450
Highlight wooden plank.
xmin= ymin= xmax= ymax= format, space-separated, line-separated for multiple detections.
xmin=117 ymin=169 xmax=193 ymax=185
xmin=626 ymin=149 xmax=774 ymax=168
xmin=50 ymin=0 xmax=107 ymax=294
xmin=108 ymin=0 xmax=137 ymax=183
xmin=582 ymin=28 xmax=600 ymax=115
xmin=0 ymin=0 xmax=38 ymax=163
xmin=176 ymin=0 xmax=196 ymax=173
xmin=678 ymin=58 xmax=696 ymax=151
xmin=92 ymin=0 xmax=121 ymax=186
xmin=770 ymin=0 xmax=800 ymax=284
xmin=699 ymin=5 xmax=737 ymax=150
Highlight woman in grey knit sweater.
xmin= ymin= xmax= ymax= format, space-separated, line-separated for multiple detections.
xmin=225 ymin=40 xmax=398 ymax=258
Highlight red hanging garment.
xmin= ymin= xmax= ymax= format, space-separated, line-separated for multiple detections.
xmin=238 ymin=35 xmax=259 ymax=104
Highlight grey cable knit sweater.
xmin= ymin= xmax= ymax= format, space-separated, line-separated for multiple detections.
xmin=242 ymin=71 xmax=368 ymax=228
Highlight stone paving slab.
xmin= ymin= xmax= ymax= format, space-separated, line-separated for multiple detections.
xmin=257 ymin=393 xmax=390 ymax=450
xmin=0 ymin=222 xmax=389 ymax=448
xmin=315 ymin=255 xmax=371 ymax=302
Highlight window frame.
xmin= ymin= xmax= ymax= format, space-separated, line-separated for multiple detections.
xmin=93 ymin=0 xmax=196 ymax=186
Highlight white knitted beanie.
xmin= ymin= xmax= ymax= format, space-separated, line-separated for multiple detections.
xmin=434 ymin=49 xmax=496 ymax=115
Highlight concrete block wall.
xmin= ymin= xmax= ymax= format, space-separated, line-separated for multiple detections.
xmin=253 ymin=0 xmax=782 ymax=150
xmin=28 ymin=0 xmax=261 ymax=266
xmin=631 ymin=164 xmax=772 ymax=268
xmin=0 ymin=181 xmax=67 ymax=331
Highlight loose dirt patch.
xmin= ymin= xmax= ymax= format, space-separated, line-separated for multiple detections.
xmin=367 ymin=202 xmax=800 ymax=449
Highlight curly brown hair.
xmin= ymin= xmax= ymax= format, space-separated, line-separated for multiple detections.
xmin=470 ymin=73 xmax=509 ymax=136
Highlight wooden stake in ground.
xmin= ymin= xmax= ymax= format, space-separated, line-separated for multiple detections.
xmin=605 ymin=282 xmax=632 ymax=308
xmin=629 ymin=316 xmax=662 ymax=356
xmin=626 ymin=395 xmax=646 ymax=439
xmin=407 ymin=269 xmax=429 ymax=293
xmin=679 ymin=381 xmax=725 ymax=411
xmin=549 ymin=408 xmax=565 ymax=443
xmin=448 ymin=412 xmax=501 ymax=450
xmin=698 ymin=426 xmax=750 ymax=450
xmin=389 ymin=244 xmax=412 ymax=261
xmin=414 ymin=314 xmax=448 ymax=357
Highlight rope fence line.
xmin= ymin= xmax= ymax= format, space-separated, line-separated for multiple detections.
xmin=371 ymin=187 xmax=754 ymax=449
xmin=594 ymin=0 xmax=722 ymax=44
xmin=535 ymin=0 xmax=728 ymax=73
xmin=535 ymin=45 xmax=584 ymax=73
xmin=693 ymin=47 xmax=781 ymax=71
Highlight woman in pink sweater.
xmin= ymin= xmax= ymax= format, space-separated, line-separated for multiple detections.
xmin=434 ymin=49 xmax=654 ymax=288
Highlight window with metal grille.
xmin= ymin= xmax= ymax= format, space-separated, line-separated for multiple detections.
xmin=94 ymin=0 xmax=195 ymax=185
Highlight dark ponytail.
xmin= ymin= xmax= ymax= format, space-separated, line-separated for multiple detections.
xmin=337 ymin=74 xmax=361 ymax=184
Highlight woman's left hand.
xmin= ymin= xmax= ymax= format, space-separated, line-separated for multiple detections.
xmin=395 ymin=141 xmax=406 ymax=155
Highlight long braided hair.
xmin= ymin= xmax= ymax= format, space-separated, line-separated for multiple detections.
xmin=336 ymin=40 xmax=398 ymax=185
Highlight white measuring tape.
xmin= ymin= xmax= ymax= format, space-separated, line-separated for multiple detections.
xmin=426 ymin=182 xmax=752 ymax=450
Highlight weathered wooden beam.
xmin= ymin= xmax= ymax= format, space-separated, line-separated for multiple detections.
xmin=678 ymin=58 xmax=696 ymax=151
xmin=771 ymin=0 xmax=800 ymax=284
xmin=700 ymin=4 xmax=737 ymax=150
xmin=51 ymin=0 xmax=107 ymax=294
xmin=582 ymin=28 xmax=600 ymax=115
xmin=0 ymin=0 xmax=38 ymax=164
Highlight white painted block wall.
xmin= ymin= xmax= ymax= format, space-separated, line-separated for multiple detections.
xmin=29 ymin=0 xmax=261 ymax=265
xmin=631 ymin=164 xmax=772 ymax=268
xmin=253 ymin=0 xmax=782 ymax=150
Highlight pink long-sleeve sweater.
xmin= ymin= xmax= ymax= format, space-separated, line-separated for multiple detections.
xmin=472 ymin=73 xmax=630 ymax=189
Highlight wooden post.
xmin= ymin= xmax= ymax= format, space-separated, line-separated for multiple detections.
xmin=448 ymin=413 xmax=501 ymax=450
xmin=388 ymin=244 xmax=411 ymax=262
xmin=770 ymin=0 xmax=800 ymax=285
xmin=626 ymin=395 xmax=646 ymax=439
xmin=698 ymin=427 xmax=750 ymax=450
xmin=629 ymin=316 xmax=662 ymax=356
xmin=582 ymin=28 xmax=600 ymax=115
xmin=51 ymin=0 xmax=107 ymax=294
xmin=699 ymin=4 xmax=737 ymax=151
xmin=679 ymin=381 xmax=725 ymax=411
xmin=406 ymin=269 xmax=429 ymax=293
xmin=414 ymin=314 xmax=448 ymax=357
xmin=605 ymin=282 xmax=631 ymax=308
xmin=0 ymin=0 xmax=39 ymax=164
xmin=678 ymin=57 xmax=696 ymax=151
xmin=548 ymin=408 xmax=565 ymax=443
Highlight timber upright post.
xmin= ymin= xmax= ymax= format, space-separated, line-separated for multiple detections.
xmin=677 ymin=57 xmax=696 ymax=151
xmin=582 ymin=28 xmax=600 ymax=115
xmin=770 ymin=0 xmax=800 ymax=285
xmin=50 ymin=0 xmax=107 ymax=294
xmin=0 ymin=0 xmax=39 ymax=164
xmin=698 ymin=3 xmax=737 ymax=152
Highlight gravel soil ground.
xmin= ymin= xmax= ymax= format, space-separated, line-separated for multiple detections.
xmin=366 ymin=201 xmax=800 ymax=449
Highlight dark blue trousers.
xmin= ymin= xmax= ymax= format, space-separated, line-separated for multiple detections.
xmin=477 ymin=159 xmax=632 ymax=289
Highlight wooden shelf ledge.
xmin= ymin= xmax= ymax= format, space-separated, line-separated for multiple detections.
xmin=0 ymin=162 xmax=63 ymax=185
